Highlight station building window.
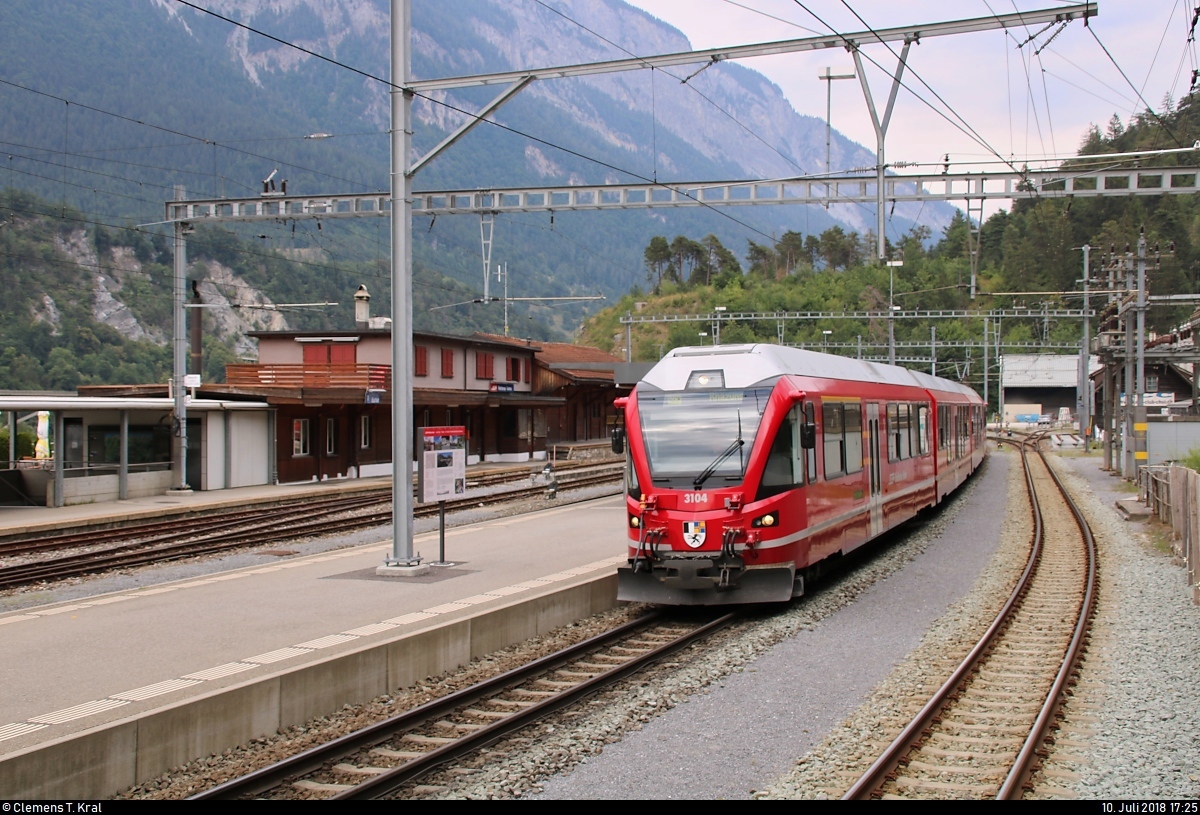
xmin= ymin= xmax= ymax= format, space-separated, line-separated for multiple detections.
xmin=293 ymin=418 xmax=310 ymax=457
xmin=476 ymin=352 xmax=495 ymax=380
xmin=360 ymin=415 xmax=371 ymax=449
xmin=326 ymin=418 xmax=336 ymax=455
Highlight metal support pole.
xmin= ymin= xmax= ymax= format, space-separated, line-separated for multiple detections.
xmin=1123 ymin=249 xmax=1135 ymax=477
xmin=224 ymin=410 xmax=232 ymax=490
xmin=53 ymin=410 xmax=63 ymax=508
xmin=119 ymin=410 xmax=128 ymax=501
xmin=189 ymin=279 xmax=202 ymax=377
xmin=382 ymin=0 xmax=425 ymax=574
xmin=1080 ymin=244 xmax=1091 ymax=451
xmin=625 ymin=313 xmax=632 ymax=362
xmin=930 ymin=324 xmax=936 ymax=376
xmin=982 ymin=317 xmax=989 ymax=417
xmin=853 ymin=40 xmax=911 ymax=263
xmin=7 ymin=411 xmax=14 ymax=469
xmin=1134 ymin=230 xmax=1148 ymax=473
xmin=1102 ymin=359 xmax=1114 ymax=470
xmin=820 ymin=67 xmax=855 ymax=207
xmin=172 ymin=185 xmax=190 ymax=492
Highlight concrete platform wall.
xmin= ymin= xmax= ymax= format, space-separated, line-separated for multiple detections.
xmin=48 ymin=470 xmax=173 ymax=506
xmin=0 ymin=574 xmax=617 ymax=799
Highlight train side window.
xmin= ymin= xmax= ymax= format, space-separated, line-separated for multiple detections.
xmin=804 ymin=402 xmax=817 ymax=484
xmin=823 ymin=402 xmax=845 ymax=479
xmin=757 ymin=406 xmax=801 ymax=500
xmin=844 ymin=402 xmax=863 ymax=474
xmin=897 ymin=404 xmax=911 ymax=460
xmin=887 ymin=403 xmax=899 ymax=462
xmin=918 ymin=405 xmax=930 ymax=455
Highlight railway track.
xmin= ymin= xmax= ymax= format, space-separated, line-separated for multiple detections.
xmin=190 ymin=610 xmax=737 ymax=800
xmin=0 ymin=465 xmax=622 ymax=589
xmin=843 ymin=435 xmax=1096 ymax=800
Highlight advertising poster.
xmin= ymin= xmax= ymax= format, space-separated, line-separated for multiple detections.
xmin=417 ymin=426 xmax=467 ymax=503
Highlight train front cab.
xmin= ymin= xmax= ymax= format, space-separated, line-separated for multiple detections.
xmin=617 ymin=376 xmax=943 ymax=606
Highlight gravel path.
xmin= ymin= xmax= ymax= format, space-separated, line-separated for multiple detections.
xmin=1039 ymin=453 xmax=1200 ymax=799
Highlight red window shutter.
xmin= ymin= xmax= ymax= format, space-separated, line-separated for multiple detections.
xmin=414 ymin=346 xmax=428 ymax=377
xmin=329 ymin=344 xmax=356 ymax=364
xmin=484 ymin=353 xmax=494 ymax=379
xmin=524 ymin=358 xmax=530 ymax=384
xmin=476 ymin=352 xmax=486 ymax=379
xmin=441 ymin=348 xmax=454 ymax=378
xmin=303 ymin=344 xmax=330 ymax=364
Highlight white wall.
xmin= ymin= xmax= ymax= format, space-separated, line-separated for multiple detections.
xmin=228 ymin=412 xmax=270 ymax=487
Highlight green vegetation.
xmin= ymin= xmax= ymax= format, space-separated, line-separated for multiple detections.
xmin=583 ymin=97 xmax=1200 ymax=418
xmin=0 ymin=188 xmax=558 ymax=391
xmin=1180 ymin=448 xmax=1200 ymax=472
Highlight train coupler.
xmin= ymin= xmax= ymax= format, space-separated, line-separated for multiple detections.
xmin=631 ymin=527 xmax=666 ymax=573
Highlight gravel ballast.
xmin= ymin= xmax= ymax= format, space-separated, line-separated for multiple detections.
xmin=1037 ymin=454 xmax=1200 ymax=799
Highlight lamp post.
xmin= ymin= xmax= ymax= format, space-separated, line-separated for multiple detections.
xmin=822 ymin=329 xmax=832 ymax=353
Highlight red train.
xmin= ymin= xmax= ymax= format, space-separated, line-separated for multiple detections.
xmin=612 ymin=344 xmax=986 ymax=605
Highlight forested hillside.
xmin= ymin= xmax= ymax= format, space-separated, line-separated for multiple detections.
xmin=0 ymin=188 xmax=547 ymax=390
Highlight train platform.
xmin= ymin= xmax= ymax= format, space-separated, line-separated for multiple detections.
xmin=0 ymin=479 xmax=628 ymax=770
xmin=0 ymin=458 xmax=568 ymax=539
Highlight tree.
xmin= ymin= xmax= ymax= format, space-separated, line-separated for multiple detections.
xmin=644 ymin=236 xmax=671 ymax=293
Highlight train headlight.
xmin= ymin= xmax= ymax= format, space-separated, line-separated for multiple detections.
xmin=751 ymin=512 xmax=778 ymax=528
xmin=629 ymin=515 xmax=641 ymax=528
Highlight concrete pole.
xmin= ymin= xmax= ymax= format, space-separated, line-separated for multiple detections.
xmin=7 ymin=411 xmax=14 ymax=469
xmin=171 ymin=185 xmax=190 ymax=492
xmin=625 ymin=313 xmax=632 ymax=362
xmin=382 ymin=0 xmax=426 ymax=574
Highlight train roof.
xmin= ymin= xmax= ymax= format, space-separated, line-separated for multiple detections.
xmin=641 ymin=344 xmax=980 ymax=401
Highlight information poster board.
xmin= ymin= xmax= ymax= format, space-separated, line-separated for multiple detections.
xmin=417 ymin=426 xmax=467 ymax=503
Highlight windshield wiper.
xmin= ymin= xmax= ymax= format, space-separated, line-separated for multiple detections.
xmin=693 ymin=411 xmax=744 ymax=489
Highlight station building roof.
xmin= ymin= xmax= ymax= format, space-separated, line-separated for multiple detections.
xmin=1002 ymin=354 xmax=1099 ymax=389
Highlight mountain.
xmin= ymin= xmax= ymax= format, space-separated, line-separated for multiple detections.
xmin=0 ymin=0 xmax=959 ymax=387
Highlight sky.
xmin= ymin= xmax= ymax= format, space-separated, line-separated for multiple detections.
xmin=621 ymin=0 xmax=1195 ymax=176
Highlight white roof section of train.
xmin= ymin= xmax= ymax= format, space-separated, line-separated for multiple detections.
xmin=643 ymin=344 xmax=979 ymax=399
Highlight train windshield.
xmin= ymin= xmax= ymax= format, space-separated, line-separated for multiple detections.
xmin=637 ymin=387 xmax=772 ymax=488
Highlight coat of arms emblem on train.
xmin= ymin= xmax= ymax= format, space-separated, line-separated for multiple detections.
xmin=682 ymin=521 xmax=706 ymax=548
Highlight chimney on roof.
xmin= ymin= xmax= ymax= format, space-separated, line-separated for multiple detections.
xmin=354 ymin=285 xmax=370 ymax=329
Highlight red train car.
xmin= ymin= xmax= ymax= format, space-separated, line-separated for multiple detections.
xmin=614 ymin=344 xmax=985 ymax=605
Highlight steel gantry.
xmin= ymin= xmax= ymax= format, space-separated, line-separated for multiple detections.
xmin=163 ymin=1 xmax=1120 ymax=568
